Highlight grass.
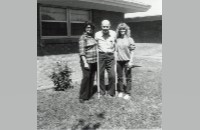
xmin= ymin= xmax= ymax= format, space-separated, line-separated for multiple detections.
xmin=37 ymin=43 xmax=162 ymax=130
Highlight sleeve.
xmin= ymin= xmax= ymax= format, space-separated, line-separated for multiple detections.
xmin=79 ymin=35 xmax=86 ymax=56
xmin=129 ymin=37 xmax=136 ymax=51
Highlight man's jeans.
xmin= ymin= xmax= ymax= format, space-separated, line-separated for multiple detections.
xmin=117 ymin=61 xmax=132 ymax=95
xmin=99 ymin=52 xmax=116 ymax=96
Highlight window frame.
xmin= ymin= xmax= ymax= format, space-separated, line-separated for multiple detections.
xmin=70 ymin=9 xmax=91 ymax=36
xmin=39 ymin=4 xmax=92 ymax=39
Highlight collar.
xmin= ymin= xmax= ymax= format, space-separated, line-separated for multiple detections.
xmin=101 ymin=30 xmax=111 ymax=37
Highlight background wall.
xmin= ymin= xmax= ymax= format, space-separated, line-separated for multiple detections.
xmin=37 ymin=9 xmax=124 ymax=56
xmin=127 ymin=20 xmax=162 ymax=43
xmin=92 ymin=10 xmax=124 ymax=32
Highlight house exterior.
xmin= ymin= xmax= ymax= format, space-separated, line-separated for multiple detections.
xmin=125 ymin=15 xmax=162 ymax=43
xmin=37 ymin=0 xmax=150 ymax=55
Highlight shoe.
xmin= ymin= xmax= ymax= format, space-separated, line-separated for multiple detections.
xmin=100 ymin=91 xmax=106 ymax=96
xmin=107 ymin=94 xmax=115 ymax=98
xmin=118 ymin=92 xmax=124 ymax=98
xmin=123 ymin=94 xmax=131 ymax=100
xmin=79 ymin=99 xmax=86 ymax=103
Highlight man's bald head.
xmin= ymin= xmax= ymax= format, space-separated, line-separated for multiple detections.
xmin=101 ymin=20 xmax=111 ymax=34
xmin=101 ymin=20 xmax=111 ymax=26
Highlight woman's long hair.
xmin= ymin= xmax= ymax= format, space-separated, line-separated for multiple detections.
xmin=116 ymin=23 xmax=131 ymax=38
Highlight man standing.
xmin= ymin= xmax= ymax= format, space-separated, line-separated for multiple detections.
xmin=95 ymin=20 xmax=116 ymax=97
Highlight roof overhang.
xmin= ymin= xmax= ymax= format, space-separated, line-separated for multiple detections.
xmin=125 ymin=15 xmax=162 ymax=22
xmin=37 ymin=0 xmax=151 ymax=13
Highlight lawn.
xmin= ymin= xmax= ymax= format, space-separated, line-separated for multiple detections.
xmin=37 ymin=43 xmax=162 ymax=130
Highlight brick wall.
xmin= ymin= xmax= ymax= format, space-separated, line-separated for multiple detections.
xmin=37 ymin=9 xmax=125 ymax=56
xmin=92 ymin=10 xmax=124 ymax=32
xmin=37 ymin=42 xmax=79 ymax=56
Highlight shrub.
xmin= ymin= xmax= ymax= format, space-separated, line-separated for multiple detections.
xmin=49 ymin=61 xmax=73 ymax=91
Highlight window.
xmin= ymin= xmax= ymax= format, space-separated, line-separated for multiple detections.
xmin=41 ymin=7 xmax=67 ymax=36
xmin=40 ymin=6 xmax=90 ymax=38
xmin=70 ymin=10 xmax=90 ymax=36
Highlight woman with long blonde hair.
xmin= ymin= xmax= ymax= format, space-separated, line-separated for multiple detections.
xmin=115 ymin=23 xmax=136 ymax=100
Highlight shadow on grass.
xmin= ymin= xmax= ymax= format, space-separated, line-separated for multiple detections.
xmin=82 ymin=122 xmax=101 ymax=130
xmin=71 ymin=119 xmax=101 ymax=130
xmin=54 ymin=86 xmax=74 ymax=91
xmin=96 ymin=111 xmax=106 ymax=119
xmin=132 ymin=65 xmax=142 ymax=68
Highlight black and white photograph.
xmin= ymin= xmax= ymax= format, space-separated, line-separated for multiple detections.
xmin=37 ymin=0 xmax=162 ymax=129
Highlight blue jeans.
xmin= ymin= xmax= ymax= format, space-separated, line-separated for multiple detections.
xmin=99 ymin=52 xmax=116 ymax=96
xmin=79 ymin=60 xmax=97 ymax=100
xmin=117 ymin=61 xmax=132 ymax=95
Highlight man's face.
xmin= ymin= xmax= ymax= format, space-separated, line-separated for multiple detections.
xmin=101 ymin=22 xmax=110 ymax=34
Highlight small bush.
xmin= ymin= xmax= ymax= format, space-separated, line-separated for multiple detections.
xmin=49 ymin=61 xmax=73 ymax=91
